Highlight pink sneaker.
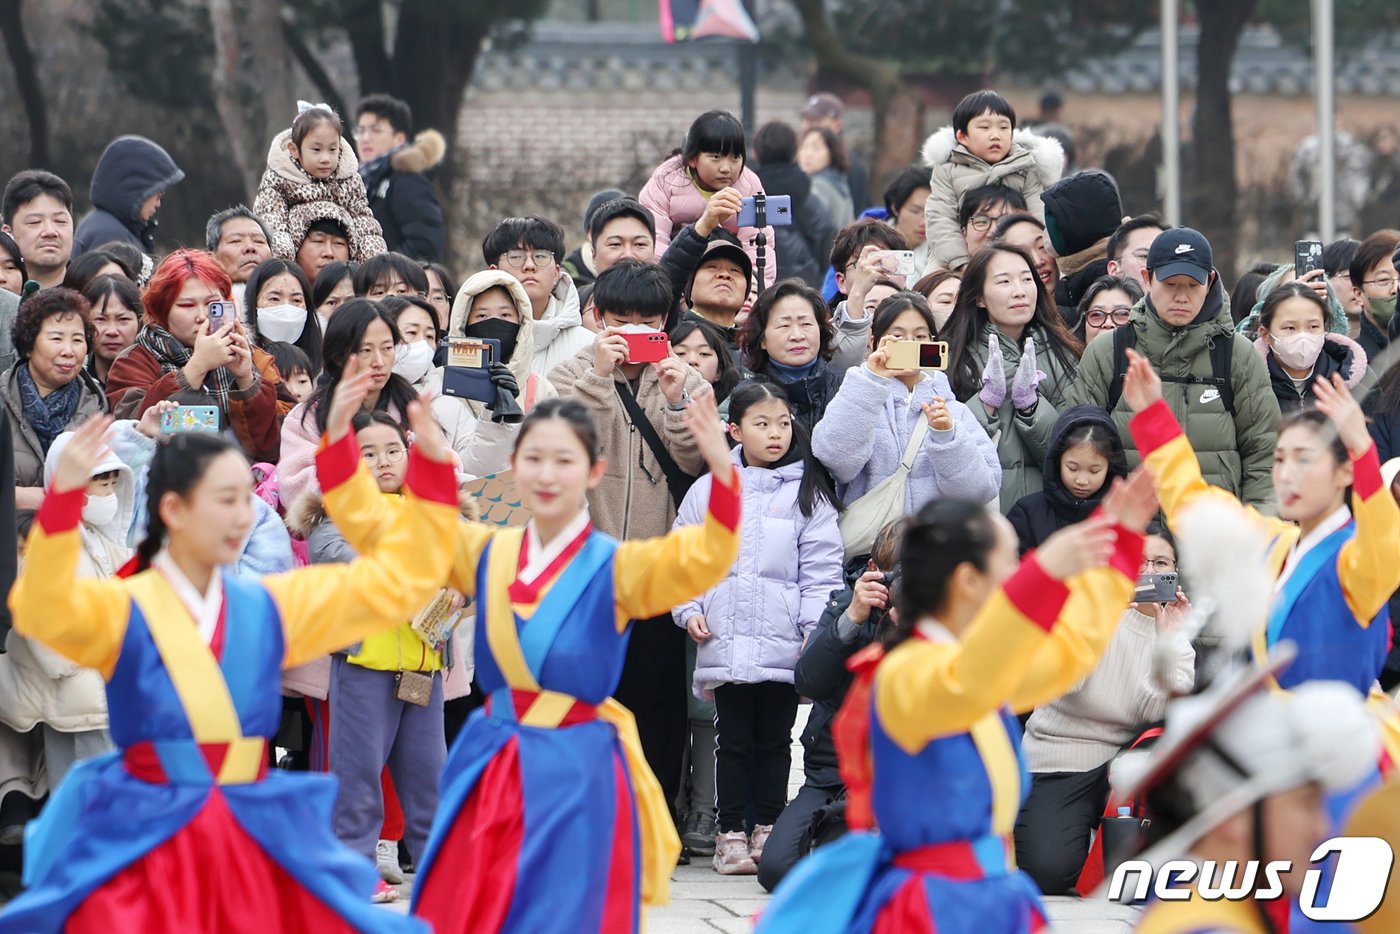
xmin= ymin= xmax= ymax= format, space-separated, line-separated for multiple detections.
xmin=713 ymin=830 xmax=757 ymax=875
xmin=372 ymin=879 xmax=400 ymax=904
xmin=750 ymin=824 xmax=774 ymax=864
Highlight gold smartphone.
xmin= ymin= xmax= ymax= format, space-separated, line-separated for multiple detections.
xmin=884 ymin=340 xmax=949 ymax=371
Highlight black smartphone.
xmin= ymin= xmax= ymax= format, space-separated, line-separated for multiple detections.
xmin=1135 ymin=572 xmax=1179 ymax=604
xmin=1295 ymin=240 xmax=1324 ymax=278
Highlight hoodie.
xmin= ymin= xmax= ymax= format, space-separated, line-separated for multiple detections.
xmin=0 ymin=433 xmax=135 ymax=735
xmin=920 ymin=126 xmax=1064 ymax=274
xmin=74 ymin=136 xmax=185 ymax=255
xmin=1005 ymin=405 xmax=1128 ymax=554
xmin=433 ymin=270 xmax=558 ymax=477
xmin=528 ymin=274 xmax=594 ymax=378
xmin=254 ymin=127 xmax=387 ymax=262
xmin=360 ymin=129 xmax=447 ymax=262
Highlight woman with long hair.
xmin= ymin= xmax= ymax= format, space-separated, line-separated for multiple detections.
xmin=942 ymin=242 xmax=1083 ymax=511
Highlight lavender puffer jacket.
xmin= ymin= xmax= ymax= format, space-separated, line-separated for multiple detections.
xmin=673 ymin=448 xmax=844 ymax=698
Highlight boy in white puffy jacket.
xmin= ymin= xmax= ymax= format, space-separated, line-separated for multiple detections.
xmin=922 ymin=89 xmax=1064 ymax=274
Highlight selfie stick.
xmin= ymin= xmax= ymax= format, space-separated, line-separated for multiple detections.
xmin=753 ymin=191 xmax=768 ymax=291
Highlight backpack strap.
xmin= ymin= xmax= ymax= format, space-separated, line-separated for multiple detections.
xmin=1107 ymin=324 xmax=1136 ymax=410
xmin=1210 ymin=335 xmax=1235 ymax=415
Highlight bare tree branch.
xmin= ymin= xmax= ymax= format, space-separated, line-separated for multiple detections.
xmin=0 ymin=0 xmax=50 ymax=167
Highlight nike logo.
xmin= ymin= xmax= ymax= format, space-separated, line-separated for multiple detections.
xmin=1175 ymin=244 xmax=1194 ymax=254
xmin=1200 ymin=388 xmax=1221 ymax=404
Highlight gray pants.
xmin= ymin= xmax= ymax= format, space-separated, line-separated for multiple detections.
xmin=328 ymin=656 xmax=446 ymax=863
xmin=42 ymin=727 xmax=113 ymax=788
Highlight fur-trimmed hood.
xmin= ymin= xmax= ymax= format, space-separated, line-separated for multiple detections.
xmin=920 ymin=126 xmax=1064 ymax=189
xmin=447 ymin=269 xmax=541 ymax=389
xmin=265 ymin=127 xmax=360 ymax=185
xmin=1059 ymin=235 xmax=1110 ymax=279
xmin=286 ymin=485 xmax=480 ymax=539
xmin=390 ymin=130 xmax=446 ymax=175
xmin=1252 ymin=331 xmax=1369 ymax=390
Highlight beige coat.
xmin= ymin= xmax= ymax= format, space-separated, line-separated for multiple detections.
xmin=921 ymin=126 xmax=1064 ymax=273
xmin=548 ymin=348 xmax=706 ymax=541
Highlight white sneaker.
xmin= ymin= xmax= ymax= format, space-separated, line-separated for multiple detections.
xmin=376 ymin=838 xmax=405 ymax=885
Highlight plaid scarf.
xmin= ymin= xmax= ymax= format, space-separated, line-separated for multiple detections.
xmin=136 ymin=323 xmax=237 ymax=411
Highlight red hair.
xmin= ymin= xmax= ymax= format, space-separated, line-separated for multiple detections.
xmin=141 ymin=249 xmax=232 ymax=328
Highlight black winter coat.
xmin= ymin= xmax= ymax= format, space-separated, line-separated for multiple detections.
xmin=750 ymin=358 xmax=843 ymax=436
xmin=1005 ymin=404 xmax=1127 ymax=554
xmin=360 ymin=131 xmax=447 ymax=262
xmin=793 ymin=559 xmax=882 ymax=787
xmin=74 ymin=136 xmax=184 ymax=255
xmin=755 ymin=162 xmax=838 ymax=289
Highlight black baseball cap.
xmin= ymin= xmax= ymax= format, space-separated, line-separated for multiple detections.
xmin=1147 ymin=227 xmax=1213 ymax=284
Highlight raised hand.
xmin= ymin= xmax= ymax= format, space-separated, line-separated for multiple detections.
xmin=922 ymin=397 xmax=954 ymax=431
xmin=867 ymin=338 xmax=915 ymax=381
xmin=1035 ymin=514 xmax=1118 ymax=580
xmin=1099 ymin=467 xmax=1159 ymax=534
xmin=592 ymin=328 xmax=629 ymax=379
xmin=1312 ymin=372 xmax=1370 ymax=456
xmin=1122 ymin=349 xmax=1163 ymax=413
xmin=326 ymin=355 xmax=372 ymax=443
xmin=136 ymin=400 xmax=178 ymax=439
xmin=979 ymin=333 xmax=1007 ymax=411
xmin=696 ymin=188 xmax=744 ymax=238
xmin=654 ymin=356 xmax=688 ymax=405
xmin=681 ymin=388 xmax=732 ymax=480
xmin=406 ymin=399 xmax=450 ymax=464
xmin=1011 ymin=340 xmax=1046 ymax=411
xmin=52 ymin=416 xmax=114 ymax=494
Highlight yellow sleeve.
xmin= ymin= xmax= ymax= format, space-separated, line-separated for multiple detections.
xmin=875 ymin=555 xmax=1072 ymax=753
xmin=266 ymin=433 xmax=462 ymax=668
xmin=612 ymin=467 xmax=741 ymax=630
xmin=1339 ymin=444 xmax=1400 ymax=625
xmin=1009 ymin=556 xmax=1141 ymax=714
xmin=8 ymin=487 xmax=130 ymax=678
xmin=318 ymin=436 xmax=497 ymax=595
xmin=1130 ymin=400 xmax=1288 ymax=541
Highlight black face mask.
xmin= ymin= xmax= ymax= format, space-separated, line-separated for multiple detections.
xmin=464 ymin=317 xmax=521 ymax=364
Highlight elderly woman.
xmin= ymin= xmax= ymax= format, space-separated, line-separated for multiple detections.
xmin=106 ymin=249 xmax=281 ymax=462
xmin=736 ymin=279 xmax=844 ymax=433
xmin=0 ymin=288 xmax=108 ymax=523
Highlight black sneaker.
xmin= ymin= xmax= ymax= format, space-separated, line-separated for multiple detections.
xmin=682 ymin=811 xmax=717 ymax=856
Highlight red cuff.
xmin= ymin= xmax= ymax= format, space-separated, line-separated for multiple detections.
xmin=1004 ymin=553 xmax=1071 ymax=633
xmin=315 ymin=431 xmax=360 ymax=493
xmin=405 ymin=449 xmax=458 ymax=508
xmin=1109 ymin=526 xmax=1147 ymax=580
xmin=1351 ymin=442 xmax=1383 ymax=501
xmin=36 ymin=485 xmax=86 ymax=536
xmin=1129 ymin=399 xmax=1183 ymax=457
xmin=707 ymin=467 xmax=741 ymax=533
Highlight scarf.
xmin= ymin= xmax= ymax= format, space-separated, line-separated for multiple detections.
xmin=136 ymin=323 xmax=237 ymax=411
xmin=16 ymin=363 xmax=81 ymax=454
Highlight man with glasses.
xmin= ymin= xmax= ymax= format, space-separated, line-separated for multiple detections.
xmin=355 ymin=94 xmax=446 ymax=262
xmin=1348 ymin=230 xmax=1399 ymax=364
xmin=483 ymin=215 xmax=591 ymax=377
xmin=952 ymin=184 xmax=1027 ymax=273
xmin=1322 ymin=237 xmax=1363 ymax=338
xmin=1106 ymin=214 xmax=1164 ymax=284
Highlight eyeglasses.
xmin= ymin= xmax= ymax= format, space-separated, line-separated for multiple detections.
xmin=354 ymin=124 xmax=390 ymax=138
xmin=1363 ymin=275 xmax=1397 ymax=290
xmin=1129 ymin=248 xmax=1150 ymax=263
xmin=361 ymin=446 xmax=406 ymax=466
xmin=967 ymin=213 xmax=1002 ymax=233
xmin=500 ymin=250 xmax=556 ymax=270
xmin=1085 ymin=306 xmax=1132 ymax=328
xmin=1141 ymin=558 xmax=1177 ymax=573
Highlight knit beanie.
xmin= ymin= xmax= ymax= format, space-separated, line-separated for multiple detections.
xmin=1042 ymin=170 xmax=1123 ymax=257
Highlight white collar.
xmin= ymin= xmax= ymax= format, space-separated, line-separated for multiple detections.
xmin=915 ymin=618 xmax=957 ymax=644
xmin=152 ymin=550 xmax=224 ymax=646
xmin=520 ymin=509 xmax=591 ymax=587
xmin=1277 ymin=505 xmax=1352 ymax=592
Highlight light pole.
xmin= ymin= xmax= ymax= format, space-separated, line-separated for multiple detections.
xmin=1161 ymin=0 xmax=1182 ymax=226
xmin=1314 ymin=0 xmax=1336 ymax=241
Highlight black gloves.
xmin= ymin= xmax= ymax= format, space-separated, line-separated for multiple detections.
xmin=488 ymin=363 xmax=523 ymax=423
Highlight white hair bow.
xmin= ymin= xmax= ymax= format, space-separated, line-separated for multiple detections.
xmin=296 ymin=100 xmax=334 ymax=117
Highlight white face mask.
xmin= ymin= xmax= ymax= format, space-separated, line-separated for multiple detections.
xmin=257 ymin=304 xmax=308 ymax=344
xmin=393 ymin=340 xmax=436 ymax=383
xmin=83 ymin=493 xmax=119 ymax=527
